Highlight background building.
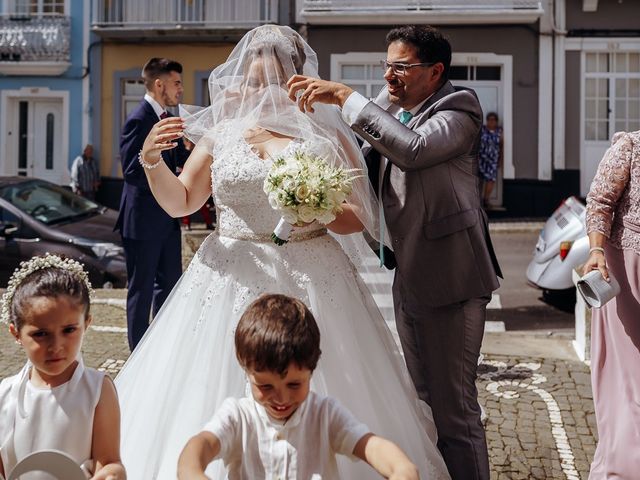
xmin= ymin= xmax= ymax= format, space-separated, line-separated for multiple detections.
xmin=296 ymin=0 xmax=639 ymax=217
xmin=2 ymin=0 xmax=638 ymax=218
xmin=89 ymin=0 xmax=286 ymax=208
xmin=0 ymin=0 xmax=91 ymax=186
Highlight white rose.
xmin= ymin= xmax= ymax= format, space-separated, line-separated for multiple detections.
xmin=295 ymin=184 xmax=310 ymax=202
xmin=282 ymin=178 xmax=296 ymax=192
xmin=285 ymin=164 xmax=300 ymax=176
xmin=268 ymin=193 xmax=283 ymax=209
xmin=298 ymin=205 xmax=318 ymax=224
xmin=282 ymin=210 xmax=298 ymax=224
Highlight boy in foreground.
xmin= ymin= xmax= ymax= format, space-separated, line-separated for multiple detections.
xmin=177 ymin=293 xmax=420 ymax=479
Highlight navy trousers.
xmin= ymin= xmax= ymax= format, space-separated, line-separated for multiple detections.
xmin=122 ymin=228 xmax=181 ymax=350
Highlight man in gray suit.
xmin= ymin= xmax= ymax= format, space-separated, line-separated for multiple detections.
xmin=288 ymin=25 xmax=501 ymax=480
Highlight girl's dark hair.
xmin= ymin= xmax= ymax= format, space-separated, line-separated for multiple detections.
xmin=235 ymin=294 xmax=321 ymax=376
xmin=386 ymin=25 xmax=452 ymax=81
xmin=142 ymin=57 xmax=183 ymax=90
xmin=10 ymin=267 xmax=91 ymax=330
xmin=486 ymin=112 xmax=499 ymax=121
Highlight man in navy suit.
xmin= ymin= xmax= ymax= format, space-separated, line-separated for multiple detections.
xmin=115 ymin=57 xmax=190 ymax=350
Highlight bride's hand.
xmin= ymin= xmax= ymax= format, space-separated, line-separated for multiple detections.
xmin=293 ymin=221 xmax=313 ymax=228
xmin=326 ymin=204 xmax=364 ymax=235
xmin=141 ymin=117 xmax=185 ymax=166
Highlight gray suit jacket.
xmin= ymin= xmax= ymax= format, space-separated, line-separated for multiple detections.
xmin=352 ymin=81 xmax=502 ymax=307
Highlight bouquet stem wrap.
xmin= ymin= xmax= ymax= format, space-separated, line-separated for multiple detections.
xmin=272 ymin=218 xmax=293 ymax=245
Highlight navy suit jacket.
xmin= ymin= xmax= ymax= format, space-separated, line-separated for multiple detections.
xmin=115 ymin=100 xmax=190 ymax=240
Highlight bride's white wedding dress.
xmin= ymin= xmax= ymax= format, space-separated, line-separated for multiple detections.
xmin=114 ymin=125 xmax=450 ymax=479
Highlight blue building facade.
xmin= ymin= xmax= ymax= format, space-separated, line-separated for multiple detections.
xmin=0 ymin=0 xmax=93 ymax=186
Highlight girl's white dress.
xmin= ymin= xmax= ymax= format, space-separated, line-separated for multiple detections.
xmin=115 ymin=129 xmax=451 ymax=479
xmin=0 ymin=358 xmax=104 ymax=479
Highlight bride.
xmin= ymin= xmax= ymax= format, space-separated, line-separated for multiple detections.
xmin=114 ymin=25 xmax=450 ymax=479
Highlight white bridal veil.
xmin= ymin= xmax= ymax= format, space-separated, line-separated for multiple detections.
xmin=180 ymin=24 xmax=384 ymax=243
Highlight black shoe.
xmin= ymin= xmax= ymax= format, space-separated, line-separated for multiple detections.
xmin=206 ymin=223 xmax=215 ymax=230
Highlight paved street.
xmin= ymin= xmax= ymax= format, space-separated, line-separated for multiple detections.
xmin=0 ymin=225 xmax=597 ymax=479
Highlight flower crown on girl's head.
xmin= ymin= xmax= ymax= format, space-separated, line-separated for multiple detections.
xmin=0 ymin=253 xmax=94 ymax=325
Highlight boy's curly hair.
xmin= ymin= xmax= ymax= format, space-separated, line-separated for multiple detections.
xmin=235 ymin=294 xmax=321 ymax=376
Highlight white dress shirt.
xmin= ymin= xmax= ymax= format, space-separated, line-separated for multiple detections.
xmin=341 ymin=91 xmax=429 ymax=126
xmin=204 ymin=391 xmax=370 ymax=479
xmin=144 ymin=93 xmax=167 ymax=120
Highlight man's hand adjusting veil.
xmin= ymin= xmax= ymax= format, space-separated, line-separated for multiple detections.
xmin=287 ymin=75 xmax=354 ymax=113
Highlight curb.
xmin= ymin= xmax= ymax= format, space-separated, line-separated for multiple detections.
xmin=489 ymin=221 xmax=544 ymax=233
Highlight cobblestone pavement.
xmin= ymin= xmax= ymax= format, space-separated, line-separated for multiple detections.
xmin=0 ymin=290 xmax=596 ymax=479
xmin=478 ymin=354 xmax=595 ymax=479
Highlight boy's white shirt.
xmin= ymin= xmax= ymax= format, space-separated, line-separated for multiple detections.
xmin=204 ymin=390 xmax=370 ymax=479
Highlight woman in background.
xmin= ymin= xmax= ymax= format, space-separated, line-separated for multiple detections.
xmin=478 ymin=112 xmax=502 ymax=209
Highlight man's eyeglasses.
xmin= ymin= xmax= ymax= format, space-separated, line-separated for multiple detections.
xmin=380 ymin=60 xmax=436 ymax=76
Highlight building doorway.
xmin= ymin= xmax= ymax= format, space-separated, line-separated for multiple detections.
xmin=2 ymin=93 xmax=69 ymax=185
xmin=451 ymin=53 xmax=513 ymax=209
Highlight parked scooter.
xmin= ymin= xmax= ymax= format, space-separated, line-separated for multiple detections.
xmin=526 ymin=196 xmax=589 ymax=308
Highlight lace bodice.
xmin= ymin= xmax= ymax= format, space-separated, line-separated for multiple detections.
xmin=586 ymin=130 xmax=640 ymax=254
xmin=210 ymin=125 xmax=324 ymax=240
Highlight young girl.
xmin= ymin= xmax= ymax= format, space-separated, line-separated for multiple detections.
xmin=0 ymin=254 xmax=126 ymax=480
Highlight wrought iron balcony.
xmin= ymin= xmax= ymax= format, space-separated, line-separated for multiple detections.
xmin=297 ymin=0 xmax=544 ymax=24
xmin=92 ymin=0 xmax=279 ymax=36
xmin=0 ymin=15 xmax=70 ymax=63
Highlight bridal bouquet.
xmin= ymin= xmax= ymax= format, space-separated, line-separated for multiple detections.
xmin=263 ymin=148 xmax=359 ymax=245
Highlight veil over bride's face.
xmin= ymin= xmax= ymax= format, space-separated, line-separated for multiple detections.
xmin=242 ymin=53 xmax=287 ymax=93
xmin=236 ymin=43 xmax=303 ymax=125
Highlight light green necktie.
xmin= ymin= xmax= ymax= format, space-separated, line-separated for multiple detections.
xmin=399 ymin=110 xmax=413 ymax=125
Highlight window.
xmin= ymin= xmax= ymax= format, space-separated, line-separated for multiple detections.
xmin=449 ymin=65 xmax=501 ymax=81
xmin=18 ymin=101 xmax=28 ymax=175
xmin=201 ymin=77 xmax=211 ymax=106
xmin=0 ymin=207 xmax=21 ymax=229
xmin=0 ymin=180 xmax=96 ymax=225
xmin=331 ymin=53 xmax=386 ymax=100
xmin=121 ymin=79 xmax=146 ymax=124
xmin=0 ymin=205 xmax=27 ymax=239
xmin=584 ymin=52 xmax=640 ymax=141
xmin=9 ymin=0 xmax=64 ymax=15
xmin=45 ymin=113 xmax=54 ymax=170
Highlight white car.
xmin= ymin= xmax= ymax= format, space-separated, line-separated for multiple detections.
xmin=526 ymin=196 xmax=589 ymax=292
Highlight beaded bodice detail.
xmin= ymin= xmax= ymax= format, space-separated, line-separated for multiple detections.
xmin=211 ymin=125 xmax=324 ymax=240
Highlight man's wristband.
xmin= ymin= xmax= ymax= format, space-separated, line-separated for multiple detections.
xmin=589 ymin=247 xmax=605 ymax=255
xmin=138 ymin=150 xmax=161 ymax=170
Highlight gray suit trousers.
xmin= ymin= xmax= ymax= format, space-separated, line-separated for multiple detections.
xmin=393 ymin=274 xmax=490 ymax=480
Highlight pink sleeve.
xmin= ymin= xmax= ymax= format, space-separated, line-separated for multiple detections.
xmin=586 ymin=132 xmax=633 ymax=237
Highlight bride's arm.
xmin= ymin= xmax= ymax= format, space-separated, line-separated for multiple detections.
xmin=327 ymin=203 xmax=364 ymax=235
xmin=140 ymin=117 xmax=213 ymax=218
